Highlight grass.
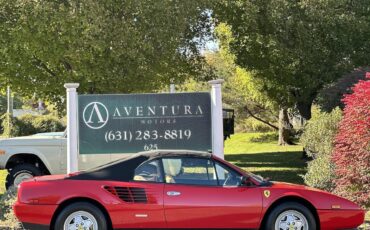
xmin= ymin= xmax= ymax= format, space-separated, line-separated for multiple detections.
xmin=224 ymin=132 xmax=305 ymax=184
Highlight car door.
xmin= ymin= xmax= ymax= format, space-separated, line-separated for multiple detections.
xmin=111 ymin=159 xmax=166 ymax=229
xmin=163 ymin=157 xmax=263 ymax=228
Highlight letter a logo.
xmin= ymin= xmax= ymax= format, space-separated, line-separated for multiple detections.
xmin=83 ymin=102 xmax=109 ymax=129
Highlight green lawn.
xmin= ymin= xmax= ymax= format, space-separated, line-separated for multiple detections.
xmin=225 ymin=132 xmax=305 ymax=184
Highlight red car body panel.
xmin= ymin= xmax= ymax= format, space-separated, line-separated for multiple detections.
xmin=13 ymin=153 xmax=365 ymax=229
xmin=13 ymin=202 xmax=57 ymax=225
xmin=164 ymin=184 xmax=262 ymax=228
xmin=16 ymin=179 xmax=167 ymax=229
xmin=318 ymin=210 xmax=365 ymax=229
xmin=257 ymin=182 xmax=365 ymax=229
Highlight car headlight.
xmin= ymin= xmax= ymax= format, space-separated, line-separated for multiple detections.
xmin=0 ymin=149 xmax=5 ymax=155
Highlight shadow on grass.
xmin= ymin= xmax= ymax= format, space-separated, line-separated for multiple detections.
xmin=225 ymin=151 xmax=306 ymax=184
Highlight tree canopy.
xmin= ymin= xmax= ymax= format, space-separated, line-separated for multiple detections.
xmin=209 ymin=23 xmax=279 ymax=131
xmin=214 ymin=0 xmax=370 ymax=119
xmin=0 ymin=0 xmax=212 ymax=110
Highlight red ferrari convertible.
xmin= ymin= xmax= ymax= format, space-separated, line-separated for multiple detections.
xmin=14 ymin=150 xmax=364 ymax=230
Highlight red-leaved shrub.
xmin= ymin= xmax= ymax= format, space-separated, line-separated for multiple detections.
xmin=332 ymin=73 xmax=370 ymax=207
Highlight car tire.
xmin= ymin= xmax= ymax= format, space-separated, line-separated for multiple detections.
xmin=5 ymin=163 xmax=42 ymax=189
xmin=54 ymin=202 xmax=107 ymax=230
xmin=264 ymin=201 xmax=316 ymax=230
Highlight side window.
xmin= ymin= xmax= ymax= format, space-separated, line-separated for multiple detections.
xmin=133 ymin=160 xmax=163 ymax=183
xmin=162 ymin=158 xmax=217 ymax=186
xmin=215 ymin=162 xmax=242 ymax=186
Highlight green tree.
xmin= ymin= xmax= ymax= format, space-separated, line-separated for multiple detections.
xmin=214 ymin=0 xmax=370 ymax=144
xmin=204 ymin=24 xmax=279 ymax=133
xmin=179 ymin=49 xmax=279 ymax=133
xmin=0 ymin=0 xmax=212 ymax=111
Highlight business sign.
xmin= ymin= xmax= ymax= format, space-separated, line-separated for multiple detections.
xmin=78 ymin=93 xmax=212 ymax=154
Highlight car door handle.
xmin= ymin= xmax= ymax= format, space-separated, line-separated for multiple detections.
xmin=167 ymin=191 xmax=181 ymax=196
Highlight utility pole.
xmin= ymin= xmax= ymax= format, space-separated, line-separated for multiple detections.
xmin=7 ymin=86 xmax=13 ymax=115
xmin=6 ymin=86 xmax=13 ymax=135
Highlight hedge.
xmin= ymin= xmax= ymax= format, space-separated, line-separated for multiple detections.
xmin=1 ymin=114 xmax=65 ymax=137
xmin=300 ymin=107 xmax=342 ymax=191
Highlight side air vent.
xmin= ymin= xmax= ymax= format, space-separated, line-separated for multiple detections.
xmin=104 ymin=186 xmax=147 ymax=203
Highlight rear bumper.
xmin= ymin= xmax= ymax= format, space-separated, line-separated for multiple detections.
xmin=318 ymin=209 xmax=365 ymax=230
xmin=13 ymin=201 xmax=57 ymax=227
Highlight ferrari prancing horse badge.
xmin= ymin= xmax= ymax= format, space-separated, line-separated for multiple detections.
xmin=264 ymin=190 xmax=271 ymax=198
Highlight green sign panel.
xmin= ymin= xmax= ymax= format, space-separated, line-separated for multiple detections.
xmin=78 ymin=93 xmax=212 ymax=154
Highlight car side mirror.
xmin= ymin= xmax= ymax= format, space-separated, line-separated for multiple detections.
xmin=240 ymin=175 xmax=254 ymax=187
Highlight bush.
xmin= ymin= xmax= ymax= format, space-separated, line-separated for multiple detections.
xmin=1 ymin=114 xmax=65 ymax=137
xmin=1 ymin=113 xmax=20 ymax=137
xmin=300 ymin=107 xmax=342 ymax=191
xmin=32 ymin=114 xmax=65 ymax=133
xmin=332 ymin=74 xmax=370 ymax=208
xmin=304 ymin=154 xmax=336 ymax=191
xmin=300 ymin=107 xmax=342 ymax=158
xmin=14 ymin=114 xmax=37 ymax=136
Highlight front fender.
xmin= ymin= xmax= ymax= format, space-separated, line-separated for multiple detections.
xmin=3 ymin=148 xmax=55 ymax=174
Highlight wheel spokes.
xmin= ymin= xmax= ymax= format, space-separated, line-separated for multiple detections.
xmin=275 ymin=210 xmax=309 ymax=230
xmin=64 ymin=211 xmax=98 ymax=230
xmin=68 ymin=223 xmax=78 ymax=230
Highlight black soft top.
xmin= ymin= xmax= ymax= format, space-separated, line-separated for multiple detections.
xmin=67 ymin=150 xmax=211 ymax=182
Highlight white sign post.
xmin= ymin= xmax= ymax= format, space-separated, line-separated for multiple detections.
xmin=65 ymin=83 xmax=79 ymax=174
xmin=209 ymin=79 xmax=224 ymax=159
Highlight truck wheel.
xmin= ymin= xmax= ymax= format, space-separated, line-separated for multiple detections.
xmin=54 ymin=202 xmax=107 ymax=230
xmin=5 ymin=163 xmax=42 ymax=189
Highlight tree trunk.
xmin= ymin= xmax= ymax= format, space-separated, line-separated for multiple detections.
xmin=296 ymin=100 xmax=313 ymax=120
xmin=278 ymin=108 xmax=293 ymax=145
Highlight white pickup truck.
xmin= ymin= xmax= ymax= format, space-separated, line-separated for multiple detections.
xmin=0 ymin=132 xmax=128 ymax=188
